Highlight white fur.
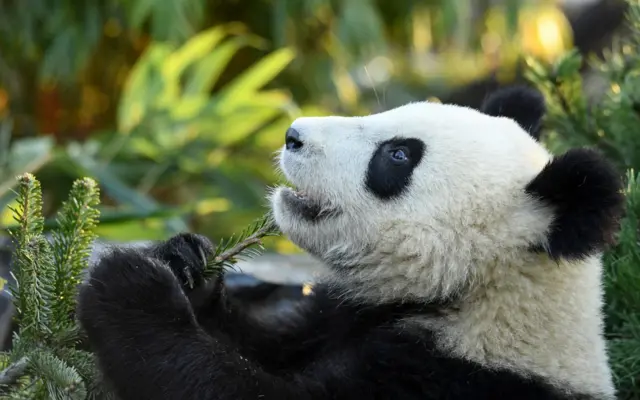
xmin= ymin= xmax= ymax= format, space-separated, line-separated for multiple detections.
xmin=270 ymin=101 xmax=615 ymax=398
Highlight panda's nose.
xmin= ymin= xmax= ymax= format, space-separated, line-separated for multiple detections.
xmin=285 ymin=128 xmax=304 ymax=151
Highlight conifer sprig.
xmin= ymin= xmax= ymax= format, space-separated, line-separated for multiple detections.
xmin=0 ymin=357 xmax=28 ymax=386
xmin=203 ymin=213 xmax=280 ymax=280
xmin=0 ymin=173 xmax=284 ymax=398
xmin=51 ymin=178 xmax=100 ymax=328
xmin=7 ymin=174 xmax=55 ymax=343
xmin=29 ymin=351 xmax=86 ymax=400
xmin=10 ymin=173 xmax=44 ymax=241
xmin=0 ymin=174 xmax=102 ymax=398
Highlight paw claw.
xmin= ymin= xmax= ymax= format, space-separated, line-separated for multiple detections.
xmin=150 ymin=232 xmax=216 ymax=290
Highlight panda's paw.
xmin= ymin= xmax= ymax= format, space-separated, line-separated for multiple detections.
xmin=77 ymin=248 xmax=195 ymax=341
xmin=150 ymin=232 xmax=215 ymax=290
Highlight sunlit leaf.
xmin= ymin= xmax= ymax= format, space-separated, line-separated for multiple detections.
xmin=216 ymin=47 xmax=296 ymax=112
xmin=170 ymin=96 xmax=210 ymax=120
xmin=118 ymin=43 xmax=173 ymax=133
xmin=183 ymin=35 xmax=263 ymax=95
xmin=206 ymin=106 xmax=283 ymax=145
xmin=163 ymin=26 xmax=227 ymax=80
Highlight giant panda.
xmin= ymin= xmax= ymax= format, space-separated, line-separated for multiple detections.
xmin=76 ymin=85 xmax=624 ymax=400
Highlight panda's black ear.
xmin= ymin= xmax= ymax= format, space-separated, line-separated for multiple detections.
xmin=525 ymin=148 xmax=625 ymax=261
xmin=480 ymin=85 xmax=546 ymax=140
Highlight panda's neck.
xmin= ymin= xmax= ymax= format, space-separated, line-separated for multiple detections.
xmin=415 ymin=254 xmax=614 ymax=398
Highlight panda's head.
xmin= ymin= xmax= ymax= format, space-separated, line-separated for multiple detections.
xmin=270 ymin=86 xmax=624 ymax=303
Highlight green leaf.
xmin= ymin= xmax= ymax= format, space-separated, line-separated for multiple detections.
xmin=118 ymin=43 xmax=173 ymax=133
xmin=183 ymin=36 xmax=260 ymax=96
xmin=170 ymin=95 xmax=210 ymax=120
xmin=199 ymin=93 xmax=292 ymax=145
xmin=216 ymin=47 xmax=295 ymax=113
xmin=162 ymin=26 xmax=227 ymax=81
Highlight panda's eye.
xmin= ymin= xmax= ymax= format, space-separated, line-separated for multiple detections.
xmin=389 ymin=148 xmax=409 ymax=164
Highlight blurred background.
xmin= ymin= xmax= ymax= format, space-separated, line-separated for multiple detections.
xmin=0 ymin=0 xmax=629 ymax=250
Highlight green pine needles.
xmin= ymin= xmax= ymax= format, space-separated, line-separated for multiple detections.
xmin=524 ymin=1 xmax=640 ymax=397
xmin=203 ymin=214 xmax=280 ymax=281
xmin=604 ymin=170 xmax=640 ymax=399
xmin=1 ymin=173 xmax=98 ymax=399
xmin=0 ymin=173 xmax=278 ymax=399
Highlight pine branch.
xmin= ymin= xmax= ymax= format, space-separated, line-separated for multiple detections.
xmin=15 ymin=236 xmax=56 ymax=341
xmin=0 ymin=174 xmax=282 ymax=398
xmin=203 ymin=213 xmax=280 ymax=280
xmin=29 ymin=350 xmax=87 ymax=400
xmin=7 ymin=174 xmax=56 ymax=343
xmin=50 ymin=178 xmax=100 ymax=329
xmin=9 ymin=173 xmax=44 ymax=242
xmin=0 ymin=357 xmax=28 ymax=386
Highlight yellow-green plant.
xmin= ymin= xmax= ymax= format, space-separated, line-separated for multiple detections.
xmin=0 ymin=173 xmax=278 ymax=398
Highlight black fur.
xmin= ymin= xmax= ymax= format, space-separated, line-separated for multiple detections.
xmin=366 ymin=137 xmax=426 ymax=200
xmin=480 ymin=85 xmax=546 ymax=140
xmin=77 ymin=233 xmax=597 ymax=400
xmin=525 ymin=148 xmax=625 ymax=261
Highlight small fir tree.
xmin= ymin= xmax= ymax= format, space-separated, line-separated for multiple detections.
xmin=0 ymin=173 xmax=277 ymax=399
xmin=525 ymin=0 xmax=640 ymax=397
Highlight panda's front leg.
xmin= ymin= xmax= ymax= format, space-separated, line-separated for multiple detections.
xmin=76 ymin=246 xmax=304 ymax=400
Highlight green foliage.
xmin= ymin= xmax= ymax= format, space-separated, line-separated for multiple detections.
xmin=525 ymin=0 xmax=640 ymax=174
xmin=0 ymin=173 xmax=277 ymax=398
xmin=2 ymin=173 xmax=98 ymax=398
xmin=61 ymin=26 xmax=298 ymax=241
xmin=51 ymin=178 xmax=100 ymax=330
xmin=8 ymin=175 xmax=54 ymax=343
xmin=0 ymin=1 xmax=562 ymax=246
xmin=604 ymin=170 xmax=640 ymax=399
xmin=204 ymin=214 xmax=280 ymax=281
xmin=525 ymin=1 xmax=640 ymax=397
xmin=116 ymin=25 xmax=296 ymax=154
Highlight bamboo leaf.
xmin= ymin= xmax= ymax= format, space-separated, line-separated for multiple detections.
xmin=183 ymin=36 xmax=258 ymax=95
xmin=216 ymin=47 xmax=295 ymax=112
xmin=162 ymin=26 xmax=227 ymax=81
xmin=118 ymin=43 xmax=173 ymax=133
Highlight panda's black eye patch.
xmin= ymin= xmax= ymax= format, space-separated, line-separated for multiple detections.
xmin=366 ymin=137 xmax=425 ymax=200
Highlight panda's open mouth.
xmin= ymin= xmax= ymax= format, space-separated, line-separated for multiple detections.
xmin=281 ymin=186 xmax=335 ymax=222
